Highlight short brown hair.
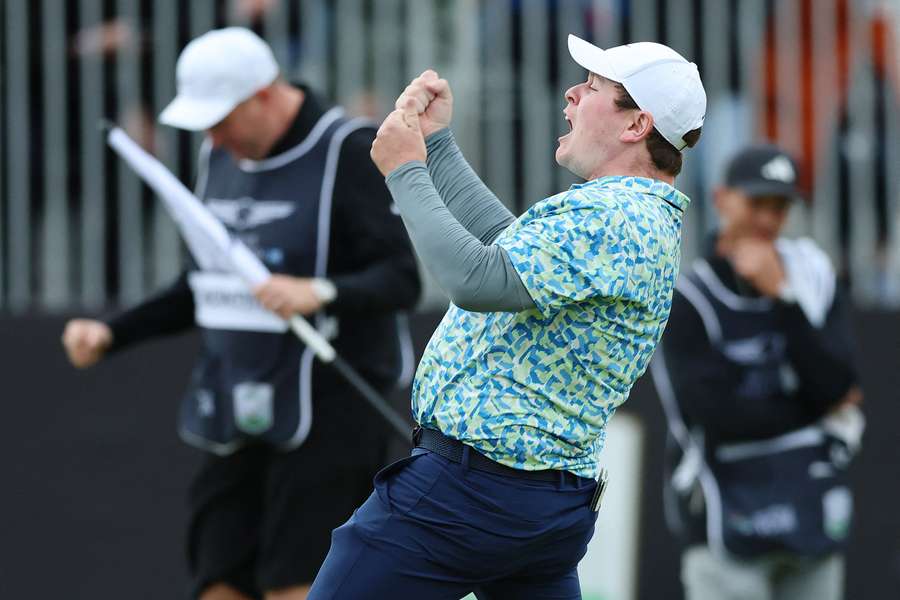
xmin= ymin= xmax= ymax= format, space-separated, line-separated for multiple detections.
xmin=612 ymin=83 xmax=701 ymax=177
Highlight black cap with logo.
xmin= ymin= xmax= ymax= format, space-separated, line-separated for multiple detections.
xmin=724 ymin=143 xmax=802 ymax=200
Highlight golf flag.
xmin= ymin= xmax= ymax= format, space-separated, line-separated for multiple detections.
xmin=105 ymin=126 xmax=337 ymax=362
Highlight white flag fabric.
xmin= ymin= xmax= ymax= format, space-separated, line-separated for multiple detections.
xmin=106 ymin=126 xmax=336 ymax=362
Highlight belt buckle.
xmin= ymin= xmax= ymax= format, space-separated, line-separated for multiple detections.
xmin=412 ymin=425 xmax=423 ymax=447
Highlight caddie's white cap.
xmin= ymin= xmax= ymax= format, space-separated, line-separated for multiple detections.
xmin=159 ymin=27 xmax=279 ymax=131
xmin=567 ymin=34 xmax=706 ymax=151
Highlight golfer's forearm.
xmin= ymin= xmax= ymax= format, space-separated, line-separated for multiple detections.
xmin=386 ymin=161 xmax=534 ymax=312
xmin=425 ymin=129 xmax=515 ymax=244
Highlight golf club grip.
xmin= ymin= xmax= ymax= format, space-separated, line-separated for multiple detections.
xmin=288 ymin=315 xmax=337 ymax=362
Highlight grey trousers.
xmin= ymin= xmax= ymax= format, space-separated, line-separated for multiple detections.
xmin=682 ymin=545 xmax=844 ymax=600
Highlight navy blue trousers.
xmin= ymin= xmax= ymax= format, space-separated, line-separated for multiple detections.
xmin=308 ymin=447 xmax=599 ymax=599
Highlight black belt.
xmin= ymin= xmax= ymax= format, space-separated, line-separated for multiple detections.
xmin=412 ymin=426 xmax=565 ymax=483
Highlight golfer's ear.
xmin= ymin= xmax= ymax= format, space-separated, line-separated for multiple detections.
xmin=621 ymin=111 xmax=654 ymax=144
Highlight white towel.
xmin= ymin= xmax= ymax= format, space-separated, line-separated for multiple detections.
xmin=775 ymin=237 xmax=836 ymax=329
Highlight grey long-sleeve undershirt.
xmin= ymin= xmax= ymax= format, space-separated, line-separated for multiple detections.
xmin=424 ymin=128 xmax=514 ymax=244
xmin=385 ymin=129 xmax=536 ymax=312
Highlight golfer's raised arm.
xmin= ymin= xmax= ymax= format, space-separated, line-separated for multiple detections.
xmin=386 ymin=160 xmax=534 ymax=313
xmin=401 ymin=70 xmax=516 ymax=245
xmin=425 ymin=128 xmax=514 ymax=245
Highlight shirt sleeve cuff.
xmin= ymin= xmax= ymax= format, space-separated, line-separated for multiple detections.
xmin=385 ymin=160 xmax=429 ymax=186
xmin=493 ymin=236 xmax=550 ymax=316
xmin=425 ymin=127 xmax=453 ymax=150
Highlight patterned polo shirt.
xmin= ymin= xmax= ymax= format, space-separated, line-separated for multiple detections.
xmin=412 ymin=176 xmax=690 ymax=479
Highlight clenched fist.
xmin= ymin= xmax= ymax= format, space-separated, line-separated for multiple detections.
xmin=395 ymin=69 xmax=453 ymax=138
xmin=61 ymin=319 xmax=113 ymax=369
xmin=370 ymin=96 xmax=426 ymax=177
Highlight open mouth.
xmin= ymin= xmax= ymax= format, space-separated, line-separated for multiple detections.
xmin=559 ymin=115 xmax=574 ymax=141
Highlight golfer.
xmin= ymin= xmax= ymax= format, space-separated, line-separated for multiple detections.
xmin=308 ymin=35 xmax=707 ymax=599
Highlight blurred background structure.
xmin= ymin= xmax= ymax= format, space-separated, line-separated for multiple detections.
xmin=1 ymin=1 xmax=898 ymax=599
xmin=1 ymin=0 xmax=899 ymax=312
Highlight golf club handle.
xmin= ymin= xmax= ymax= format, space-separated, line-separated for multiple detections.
xmin=288 ymin=315 xmax=337 ymax=362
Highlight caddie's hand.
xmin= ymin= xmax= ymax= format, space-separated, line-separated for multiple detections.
xmin=254 ymin=275 xmax=324 ymax=319
xmin=729 ymin=238 xmax=785 ymax=298
xmin=370 ymin=97 xmax=426 ymax=177
xmin=396 ymin=69 xmax=453 ymax=138
xmin=61 ymin=319 xmax=113 ymax=369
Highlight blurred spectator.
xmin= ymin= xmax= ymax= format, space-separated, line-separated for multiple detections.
xmin=229 ymin=0 xmax=281 ymax=25
xmin=70 ymin=16 xmax=156 ymax=151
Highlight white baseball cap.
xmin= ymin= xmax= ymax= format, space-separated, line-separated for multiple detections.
xmin=158 ymin=27 xmax=279 ymax=131
xmin=567 ymin=34 xmax=706 ymax=151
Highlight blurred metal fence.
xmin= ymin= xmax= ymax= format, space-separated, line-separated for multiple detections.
xmin=1 ymin=0 xmax=898 ymax=313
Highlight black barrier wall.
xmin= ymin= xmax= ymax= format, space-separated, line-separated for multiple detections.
xmin=3 ymin=312 xmax=898 ymax=599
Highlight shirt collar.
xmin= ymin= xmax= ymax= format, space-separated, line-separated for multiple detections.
xmin=571 ymin=175 xmax=691 ymax=213
xmin=265 ymin=83 xmax=327 ymax=158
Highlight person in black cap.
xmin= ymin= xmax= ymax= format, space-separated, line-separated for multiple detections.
xmin=649 ymin=143 xmax=864 ymax=600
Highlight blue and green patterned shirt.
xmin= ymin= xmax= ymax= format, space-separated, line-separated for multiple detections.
xmin=412 ymin=176 xmax=690 ymax=479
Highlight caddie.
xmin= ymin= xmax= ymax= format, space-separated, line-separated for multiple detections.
xmin=62 ymin=27 xmax=420 ymax=600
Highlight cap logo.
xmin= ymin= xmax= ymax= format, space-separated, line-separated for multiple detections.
xmin=760 ymin=155 xmax=795 ymax=183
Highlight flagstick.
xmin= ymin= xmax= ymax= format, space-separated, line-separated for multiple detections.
xmin=105 ymin=122 xmax=412 ymax=443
